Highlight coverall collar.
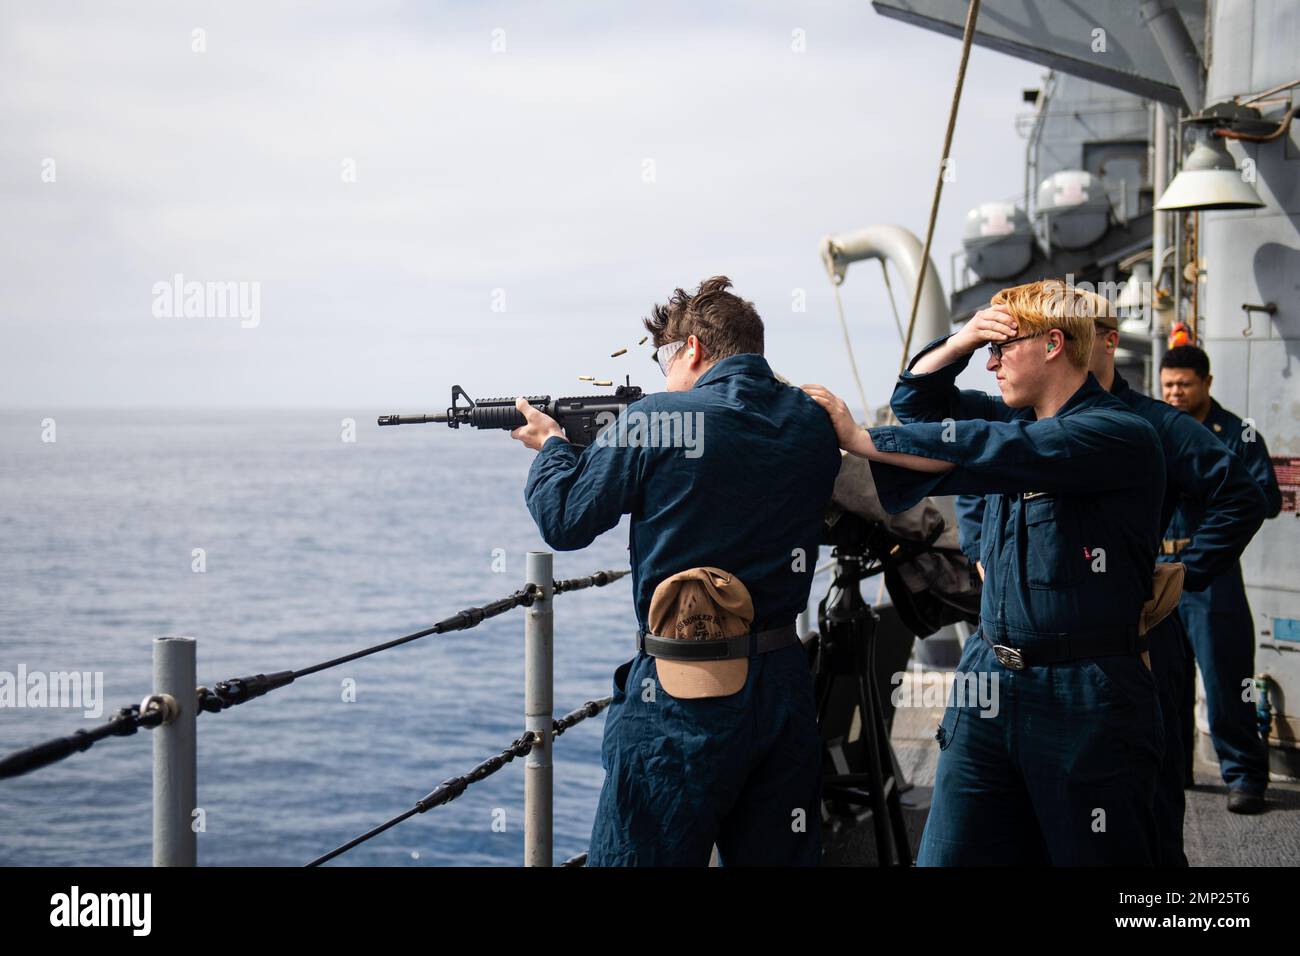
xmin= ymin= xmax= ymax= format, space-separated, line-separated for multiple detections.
xmin=1050 ymin=371 xmax=1107 ymax=418
xmin=692 ymin=352 xmax=775 ymax=389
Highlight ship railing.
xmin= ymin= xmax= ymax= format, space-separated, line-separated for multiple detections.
xmin=0 ymin=551 xmax=625 ymax=867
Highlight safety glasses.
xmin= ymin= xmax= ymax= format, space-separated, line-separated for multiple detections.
xmin=987 ymin=330 xmax=1074 ymax=360
xmin=652 ymin=340 xmax=687 ymax=376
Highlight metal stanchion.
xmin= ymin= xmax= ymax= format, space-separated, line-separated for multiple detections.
xmin=524 ymin=552 xmax=554 ymax=866
xmin=152 ymin=636 xmax=196 ymax=866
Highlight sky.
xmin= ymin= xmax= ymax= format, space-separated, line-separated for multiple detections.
xmin=1 ymin=0 xmax=1044 ymax=412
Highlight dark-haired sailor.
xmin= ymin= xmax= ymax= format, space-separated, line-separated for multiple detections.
xmin=1161 ymin=345 xmax=1281 ymax=814
xmin=514 ymin=276 xmax=842 ymax=865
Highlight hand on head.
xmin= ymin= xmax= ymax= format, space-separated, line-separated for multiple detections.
xmin=951 ymin=304 xmax=1018 ymax=355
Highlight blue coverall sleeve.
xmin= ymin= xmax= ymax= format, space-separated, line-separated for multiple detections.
xmin=524 ymin=434 xmax=641 ymax=551
xmin=1163 ymin=414 xmax=1266 ymax=591
xmin=866 ymin=413 xmax=1162 ymax=514
xmin=954 ymin=494 xmax=987 ymax=565
xmin=890 ymin=334 xmax=1016 ymax=425
xmin=1240 ymin=428 xmax=1283 ymax=519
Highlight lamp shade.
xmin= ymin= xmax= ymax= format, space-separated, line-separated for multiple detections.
xmin=1155 ymin=138 xmax=1265 ymax=211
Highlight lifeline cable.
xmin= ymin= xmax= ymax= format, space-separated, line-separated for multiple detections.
xmin=306 ymin=697 xmax=613 ymax=866
xmin=307 ymin=731 xmax=538 ymax=867
xmin=0 ymin=570 xmax=629 ymax=780
xmin=553 ymin=568 xmax=628 ymax=595
xmin=0 ymin=702 xmax=166 ymax=780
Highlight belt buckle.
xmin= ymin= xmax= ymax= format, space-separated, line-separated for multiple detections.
xmin=992 ymin=643 xmax=1025 ymax=670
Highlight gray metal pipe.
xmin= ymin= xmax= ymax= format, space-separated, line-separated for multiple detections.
xmin=1171 ymin=110 xmax=1184 ymax=327
xmin=524 ymin=551 xmax=554 ymax=866
xmin=1024 ymin=73 xmax=1055 ymax=218
xmin=819 ymin=225 xmax=952 ymax=364
xmin=152 ymin=636 xmax=196 ymax=867
xmin=1152 ymin=103 xmax=1170 ymax=298
xmin=1151 ymin=102 xmax=1173 ymax=381
xmin=1140 ymin=0 xmax=1205 ymax=114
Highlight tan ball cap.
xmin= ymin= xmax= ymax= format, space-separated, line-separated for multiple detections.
xmin=648 ymin=568 xmax=754 ymax=699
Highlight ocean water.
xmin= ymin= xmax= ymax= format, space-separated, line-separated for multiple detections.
xmin=0 ymin=409 xmax=637 ymax=866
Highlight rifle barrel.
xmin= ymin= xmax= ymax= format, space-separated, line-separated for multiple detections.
xmin=377 ymin=413 xmax=450 ymax=426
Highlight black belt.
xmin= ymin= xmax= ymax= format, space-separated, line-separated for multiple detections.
xmin=636 ymin=623 xmax=799 ymax=661
xmin=978 ymin=628 xmax=1148 ymax=671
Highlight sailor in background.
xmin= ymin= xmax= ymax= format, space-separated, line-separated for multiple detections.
xmin=806 ymin=279 xmax=1170 ymax=865
xmin=1160 ymin=345 xmax=1282 ymax=815
xmin=952 ymin=308 xmax=1265 ymax=865
xmin=513 ymin=276 xmax=842 ymax=865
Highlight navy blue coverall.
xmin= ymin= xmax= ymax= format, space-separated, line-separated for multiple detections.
xmin=952 ymin=373 xmax=1265 ymax=865
xmin=1167 ymin=398 xmax=1281 ymax=796
xmin=955 ymin=494 xmax=985 ymax=567
xmin=873 ymin=336 xmax=1167 ymax=865
xmin=524 ymin=353 xmax=842 ymax=865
